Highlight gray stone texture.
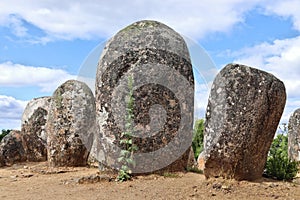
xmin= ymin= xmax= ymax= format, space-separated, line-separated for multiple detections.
xmin=288 ymin=109 xmax=300 ymax=161
xmin=0 ymin=153 xmax=4 ymax=167
xmin=21 ymin=97 xmax=51 ymax=142
xmin=0 ymin=130 xmax=46 ymax=166
xmin=0 ymin=97 xmax=50 ymax=167
xmin=46 ymin=80 xmax=95 ymax=167
xmin=21 ymin=96 xmax=51 ymax=141
xmin=203 ymin=63 xmax=286 ymax=180
xmin=0 ymin=130 xmax=25 ymax=166
xmin=95 ymin=20 xmax=194 ymax=173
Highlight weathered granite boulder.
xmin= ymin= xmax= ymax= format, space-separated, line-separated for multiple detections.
xmin=22 ymin=132 xmax=47 ymax=162
xmin=203 ymin=63 xmax=286 ymax=180
xmin=46 ymin=80 xmax=95 ymax=167
xmin=21 ymin=96 xmax=51 ymax=141
xmin=0 ymin=154 xmax=4 ymax=167
xmin=187 ymin=147 xmax=197 ymax=168
xmin=0 ymin=130 xmax=25 ymax=166
xmin=87 ymin=133 xmax=101 ymax=167
xmin=0 ymin=130 xmax=46 ymax=166
xmin=288 ymin=109 xmax=300 ymax=161
xmin=95 ymin=20 xmax=194 ymax=173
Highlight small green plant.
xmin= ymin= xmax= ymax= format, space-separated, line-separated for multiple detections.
xmin=162 ymin=172 xmax=179 ymax=178
xmin=117 ymin=76 xmax=138 ymax=182
xmin=186 ymin=166 xmax=203 ymax=174
xmin=265 ymin=133 xmax=299 ymax=181
xmin=0 ymin=129 xmax=11 ymax=142
xmin=192 ymin=119 xmax=205 ymax=160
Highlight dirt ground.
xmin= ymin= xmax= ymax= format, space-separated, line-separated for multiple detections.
xmin=0 ymin=162 xmax=299 ymax=200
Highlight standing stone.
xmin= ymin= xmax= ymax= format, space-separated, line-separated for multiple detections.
xmin=21 ymin=132 xmax=47 ymax=162
xmin=96 ymin=20 xmax=194 ymax=173
xmin=0 ymin=130 xmax=25 ymax=166
xmin=0 ymin=130 xmax=46 ymax=166
xmin=46 ymin=80 xmax=95 ymax=167
xmin=288 ymin=109 xmax=300 ymax=161
xmin=87 ymin=133 xmax=101 ymax=167
xmin=21 ymin=96 xmax=51 ymax=141
xmin=0 ymin=154 xmax=4 ymax=167
xmin=203 ymin=63 xmax=286 ymax=180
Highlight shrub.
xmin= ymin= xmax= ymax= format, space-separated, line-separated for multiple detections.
xmin=265 ymin=133 xmax=299 ymax=181
xmin=192 ymin=119 xmax=204 ymax=160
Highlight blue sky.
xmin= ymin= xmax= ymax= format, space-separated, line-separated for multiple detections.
xmin=0 ymin=0 xmax=300 ymax=129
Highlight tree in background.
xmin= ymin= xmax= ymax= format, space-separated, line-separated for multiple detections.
xmin=0 ymin=129 xmax=11 ymax=142
xmin=265 ymin=124 xmax=299 ymax=181
xmin=192 ymin=119 xmax=204 ymax=160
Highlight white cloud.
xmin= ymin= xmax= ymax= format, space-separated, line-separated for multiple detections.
xmin=0 ymin=95 xmax=27 ymax=129
xmin=0 ymin=61 xmax=76 ymax=92
xmin=232 ymin=36 xmax=300 ymax=96
xmin=7 ymin=15 xmax=28 ymax=37
xmin=263 ymin=0 xmax=300 ymax=31
xmin=282 ymin=99 xmax=300 ymax=123
xmin=231 ymin=36 xmax=300 ymax=123
xmin=0 ymin=0 xmax=262 ymax=41
xmin=2 ymin=0 xmax=300 ymax=127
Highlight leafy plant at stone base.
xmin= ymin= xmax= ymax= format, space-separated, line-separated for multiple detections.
xmin=162 ymin=172 xmax=180 ymax=178
xmin=265 ymin=126 xmax=299 ymax=181
xmin=0 ymin=129 xmax=11 ymax=142
xmin=117 ymin=76 xmax=138 ymax=182
xmin=192 ymin=119 xmax=204 ymax=160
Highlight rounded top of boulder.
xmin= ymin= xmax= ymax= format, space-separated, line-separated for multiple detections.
xmin=99 ymin=20 xmax=190 ymax=64
xmin=221 ymin=63 xmax=284 ymax=81
xmin=53 ymin=79 xmax=93 ymax=97
xmin=21 ymin=96 xmax=51 ymax=125
xmin=119 ymin=20 xmax=162 ymax=33
xmin=292 ymin=108 xmax=300 ymax=114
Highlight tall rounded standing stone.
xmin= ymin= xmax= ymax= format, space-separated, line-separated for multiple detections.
xmin=203 ymin=63 xmax=286 ymax=180
xmin=288 ymin=109 xmax=300 ymax=161
xmin=21 ymin=96 xmax=51 ymax=141
xmin=46 ymin=80 xmax=95 ymax=167
xmin=95 ymin=20 xmax=194 ymax=173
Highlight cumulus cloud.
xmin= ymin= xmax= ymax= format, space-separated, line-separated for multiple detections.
xmin=231 ymin=36 xmax=300 ymax=122
xmin=0 ymin=61 xmax=76 ymax=92
xmin=263 ymin=0 xmax=300 ymax=31
xmin=0 ymin=0 xmax=262 ymax=41
xmin=0 ymin=95 xmax=27 ymax=129
xmin=1 ymin=0 xmax=300 ymax=127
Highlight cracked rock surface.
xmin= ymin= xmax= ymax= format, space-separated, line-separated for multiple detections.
xmin=95 ymin=20 xmax=194 ymax=173
xmin=46 ymin=80 xmax=95 ymax=167
xmin=21 ymin=96 xmax=51 ymax=142
xmin=203 ymin=63 xmax=286 ymax=181
xmin=0 ymin=130 xmax=47 ymax=166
